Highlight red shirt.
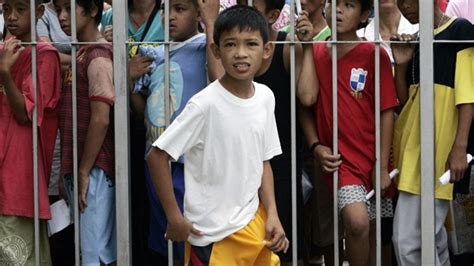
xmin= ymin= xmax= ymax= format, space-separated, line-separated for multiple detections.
xmin=313 ymin=42 xmax=398 ymax=191
xmin=59 ymin=44 xmax=115 ymax=178
xmin=0 ymin=43 xmax=61 ymax=219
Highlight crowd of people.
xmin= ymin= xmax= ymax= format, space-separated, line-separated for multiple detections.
xmin=0 ymin=0 xmax=473 ymax=265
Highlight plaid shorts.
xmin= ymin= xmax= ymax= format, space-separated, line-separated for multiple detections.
xmin=338 ymin=185 xmax=393 ymax=220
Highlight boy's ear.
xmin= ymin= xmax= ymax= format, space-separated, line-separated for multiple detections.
xmin=360 ymin=9 xmax=371 ymax=25
xmin=36 ymin=4 xmax=45 ymax=21
xmin=210 ymin=42 xmax=221 ymax=60
xmin=266 ymin=9 xmax=281 ymax=25
xmin=90 ymin=2 xmax=99 ymax=18
xmin=263 ymin=42 xmax=273 ymax=60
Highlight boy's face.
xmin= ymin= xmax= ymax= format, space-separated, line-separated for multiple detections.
xmin=3 ymin=0 xmax=43 ymax=42
xmin=325 ymin=0 xmax=369 ymax=34
xmin=397 ymin=0 xmax=419 ymax=24
xmin=54 ymin=0 xmax=95 ymax=37
xmin=161 ymin=0 xmax=200 ymax=42
xmin=212 ymin=27 xmax=272 ymax=82
xmin=54 ymin=0 xmax=71 ymax=35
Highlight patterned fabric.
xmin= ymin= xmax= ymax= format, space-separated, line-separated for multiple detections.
xmin=338 ymin=185 xmax=393 ymax=220
xmin=59 ymin=44 xmax=115 ymax=178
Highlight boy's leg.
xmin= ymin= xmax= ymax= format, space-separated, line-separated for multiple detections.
xmin=339 ymin=185 xmax=371 ymax=266
xmin=392 ymin=191 xmax=450 ymax=266
xmin=0 ymin=215 xmax=51 ymax=266
xmin=80 ymin=167 xmax=117 ymax=266
xmin=184 ymin=204 xmax=279 ymax=266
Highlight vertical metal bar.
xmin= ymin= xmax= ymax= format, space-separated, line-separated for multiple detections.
xmin=419 ymin=0 xmax=436 ymax=264
xmin=30 ymin=0 xmax=39 ymax=265
xmin=373 ymin=0 xmax=382 ymax=265
xmin=331 ymin=1 xmax=339 ymax=265
xmin=163 ymin=1 xmax=174 ymax=265
xmin=289 ymin=0 xmax=297 ymax=264
xmin=70 ymin=0 xmax=80 ymax=264
xmin=113 ymin=0 xmax=132 ymax=264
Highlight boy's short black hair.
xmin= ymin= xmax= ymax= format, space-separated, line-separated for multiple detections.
xmin=213 ymin=5 xmax=269 ymax=46
xmin=360 ymin=0 xmax=372 ymax=13
xmin=77 ymin=0 xmax=104 ymax=26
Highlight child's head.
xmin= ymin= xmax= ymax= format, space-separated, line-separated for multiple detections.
xmin=211 ymin=5 xmax=272 ymax=82
xmin=397 ymin=0 xmax=419 ymax=24
xmin=246 ymin=0 xmax=285 ymax=26
xmin=325 ymin=0 xmax=372 ymax=34
xmin=54 ymin=0 xmax=103 ymax=37
xmin=161 ymin=0 xmax=200 ymax=42
xmin=2 ymin=0 xmax=44 ymax=42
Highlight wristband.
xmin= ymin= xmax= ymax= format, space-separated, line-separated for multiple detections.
xmin=309 ymin=141 xmax=320 ymax=153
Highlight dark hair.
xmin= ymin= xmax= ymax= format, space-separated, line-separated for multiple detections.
xmin=77 ymin=0 xmax=104 ymax=25
xmin=264 ymin=0 xmax=285 ymax=12
xmin=213 ymin=5 xmax=269 ymax=46
xmin=360 ymin=0 xmax=372 ymax=13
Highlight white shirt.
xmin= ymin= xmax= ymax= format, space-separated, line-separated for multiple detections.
xmin=152 ymin=80 xmax=282 ymax=246
xmin=446 ymin=0 xmax=474 ymax=24
xmin=357 ymin=15 xmax=419 ymax=64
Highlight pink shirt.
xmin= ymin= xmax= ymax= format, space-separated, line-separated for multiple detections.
xmin=446 ymin=0 xmax=474 ymax=24
xmin=0 ymin=43 xmax=61 ymax=219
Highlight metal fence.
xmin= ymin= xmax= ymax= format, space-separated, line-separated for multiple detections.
xmin=6 ymin=0 xmax=471 ymax=265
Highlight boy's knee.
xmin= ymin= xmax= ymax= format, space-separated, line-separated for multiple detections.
xmin=344 ymin=218 xmax=369 ymax=238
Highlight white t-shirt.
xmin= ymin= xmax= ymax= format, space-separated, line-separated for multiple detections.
xmin=357 ymin=15 xmax=419 ymax=64
xmin=446 ymin=0 xmax=474 ymax=24
xmin=152 ymin=80 xmax=282 ymax=246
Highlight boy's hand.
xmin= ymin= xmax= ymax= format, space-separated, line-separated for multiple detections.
xmin=128 ymin=55 xmax=153 ymax=81
xmin=295 ymin=11 xmax=313 ymax=42
xmin=264 ymin=213 xmax=289 ymax=253
xmin=78 ymin=172 xmax=90 ymax=212
xmin=104 ymin=25 xmax=113 ymax=42
xmin=390 ymin=33 xmax=416 ymax=65
xmin=165 ymin=216 xmax=203 ymax=242
xmin=371 ymin=168 xmax=392 ymax=196
xmin=0 ymin=38 xmax=25 ymax=76
xmin=446 ymin=146 xmax=468 ymax=183
xmin=197 ymin=0 xmax=219 ymax=27
xmin=314 ymin=145 xmax=342 ymax=172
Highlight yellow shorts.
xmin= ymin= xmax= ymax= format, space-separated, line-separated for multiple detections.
xmin=185 ymin=204 xmax=280 ymax=265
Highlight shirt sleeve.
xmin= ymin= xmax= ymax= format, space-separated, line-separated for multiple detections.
xmin=152 ymin=101 xmax=206 ymax=161
xmin=454 ymin=47 xmax=474 ymax=106
xmin=23 ymin=49 xmax=61 ymax=126
xmin=37 ymin=15 xmax=50 ymax=38
xmin=379 ymin=48 xmax=399 ymax=111
xmin=87 ymin=57 xmax=115 ymax=105
xmin=263 ymin=90 xmax=282 ymax=160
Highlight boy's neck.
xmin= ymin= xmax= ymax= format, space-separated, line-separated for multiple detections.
xmin=336 ymin=31 xmax=360 ymax=42
xmin=132 ymin=0 xmax=156 ymax=13
xmin=310 ymin=10 xmax=328 ymax=38
xmin=78 ymin=25 xmax=102 ymax=43
xmin=173 ymin=30 xmax=199 ymax=43
xmin=379 ymin=8 xmax=401 ymax=38
xmin=219 ymin=74 xmax=255 ymax=99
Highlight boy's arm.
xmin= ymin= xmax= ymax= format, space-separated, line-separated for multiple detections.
xmin=379 ymin=108 xmax=395 ymax=192
xmin=294 ymin=11 xmax=319 ymax=107
xmin=78 ymin=100 xmax=111 ymax=211
xmin=0 ymin=38 xmax=29 ymax=124
xmin=391 ymin=34 xmax=416 ymax=108
xmin=198 ymin=0 xmax=224 ymax=81
xmin=446 ymin=103 xmax=473 ymax=182
xmin=259 ymin=160 xmax=289 ymax=253
xmin=147 ymin=148 xmax=201 ymax=241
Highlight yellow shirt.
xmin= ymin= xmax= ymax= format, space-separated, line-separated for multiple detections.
xmin=393 ymin=18 xmax=474 ymax=200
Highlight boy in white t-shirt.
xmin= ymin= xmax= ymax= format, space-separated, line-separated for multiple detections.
xmin=146 ymin=5 xmax=289 ymax=265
